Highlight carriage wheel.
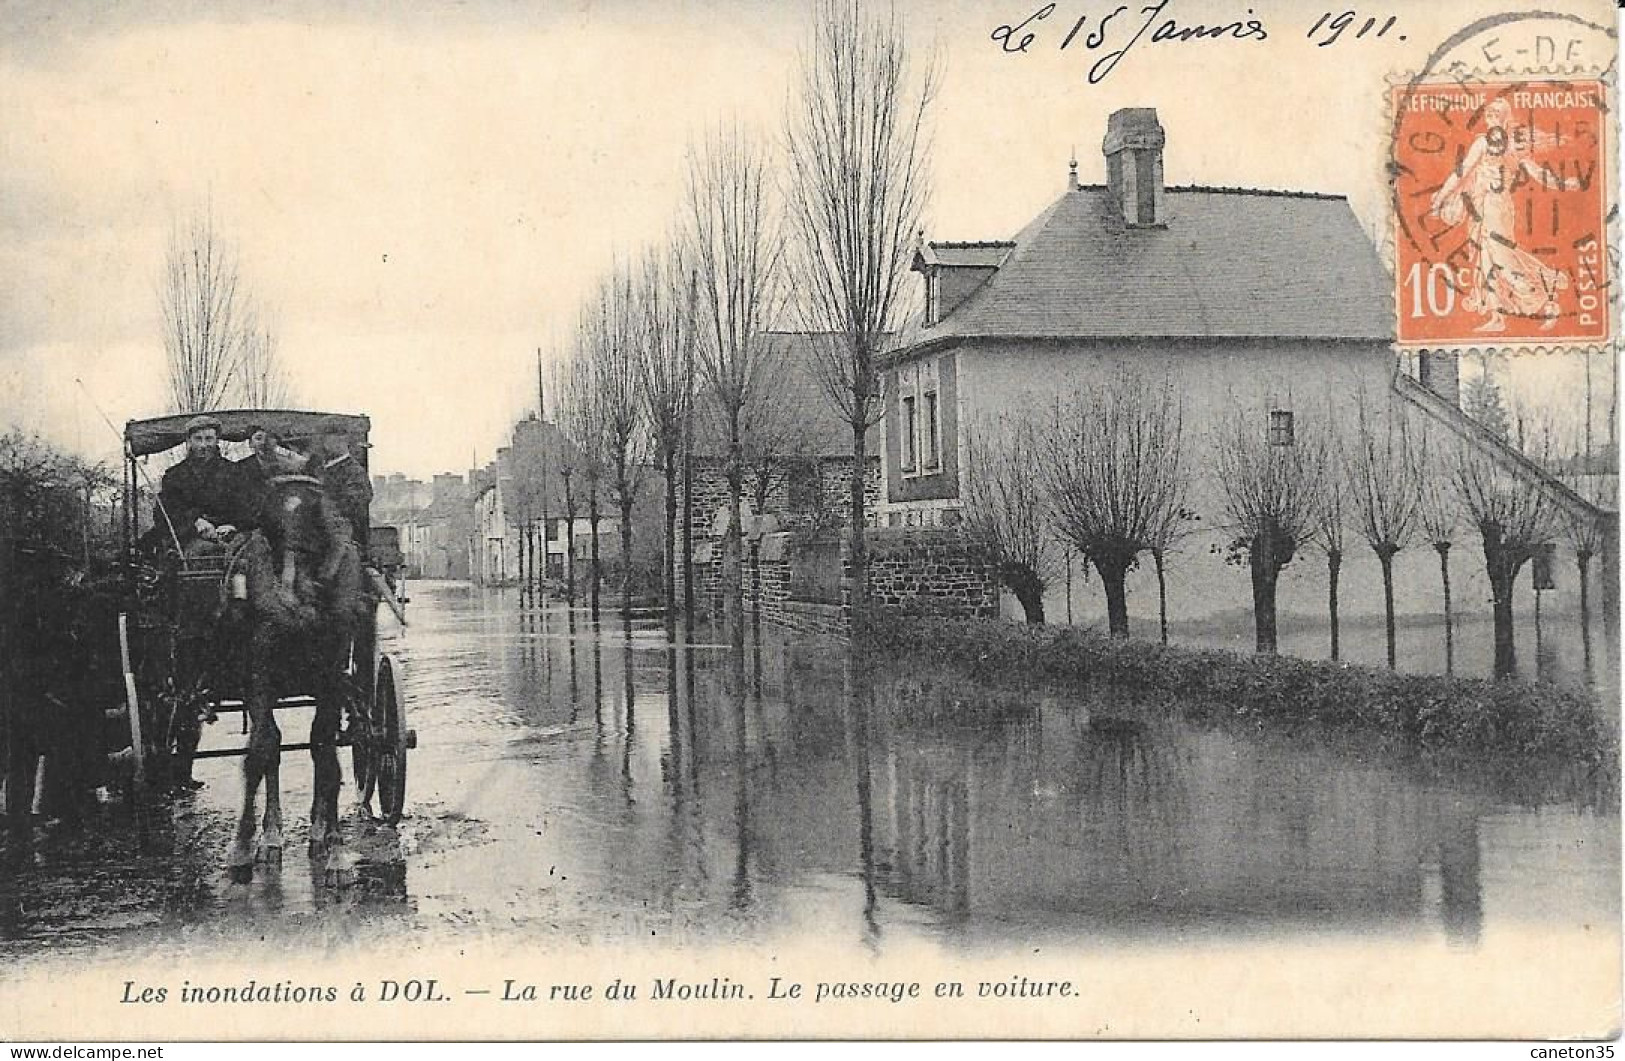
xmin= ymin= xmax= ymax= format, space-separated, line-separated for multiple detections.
xmin=373 ymin=657 xmax=408 ymax=825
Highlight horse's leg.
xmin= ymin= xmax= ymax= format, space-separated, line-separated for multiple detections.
xmin=229 ymin=630 xmax=281 ymax=883
xmin=258 ymin=753 xmax=283 ymax=867
xmin=311 ymin=641 xmax=355 ymax=887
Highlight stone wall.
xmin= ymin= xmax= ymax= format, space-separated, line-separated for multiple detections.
xmin=675 ymin=453 xmax=883 ymax=608
xmin=864 ymin=527 xmax=999 ymax=618
xmin=722 ymin=526 xmax=997 ymax=639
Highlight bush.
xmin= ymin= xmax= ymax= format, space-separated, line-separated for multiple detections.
xmin=858 ymin=614 xmax=1614 ymax=767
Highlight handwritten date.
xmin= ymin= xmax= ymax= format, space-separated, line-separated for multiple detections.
xmin=991 ymin=2 xmax=1402 ymax=83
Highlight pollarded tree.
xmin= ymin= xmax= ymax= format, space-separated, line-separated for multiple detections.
xmin=1452 ymin=429 xmax=1563 ymax=679
xmin=1538 ymin=399 xmax=1613 ymax=644
xmin=962 ymin=412 xmax=1059 ymax=625
xmin=1311 ymin=412 xmax=1350 ymax=662
xmin=1142 ymin=489 xmax=1198 ymax=647
xmin=1348 ymin=395 xmax=1421 ymax=669
xmin=1415 ymin=423 xmax=1462 ymax=673
xmin=1212 ymin=399 xmax=1328 ymax=655
xmin=1041 ymin=375 xmax=1187 ymax=639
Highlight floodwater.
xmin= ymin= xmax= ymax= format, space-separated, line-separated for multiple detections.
xmin=1 ymin=580 xmax=1617 ymax=964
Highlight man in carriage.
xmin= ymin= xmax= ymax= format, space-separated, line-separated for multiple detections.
xmin=158 ymin=414 xmax=259 ymax=555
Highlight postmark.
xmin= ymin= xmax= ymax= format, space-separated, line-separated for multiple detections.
xmin=1391 ymin=77 xmax=1609 ymax=345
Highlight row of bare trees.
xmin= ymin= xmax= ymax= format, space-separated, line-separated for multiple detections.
xmin=963 ymin=374 xmax=1603 ymax=678
xmin=536 ymin=0 xmax=933 ymax=637
xmin=160 ymin=209 xmax=291 ymax=413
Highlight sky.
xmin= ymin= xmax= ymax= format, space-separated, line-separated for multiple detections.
xmin=1 ymin=0 xmax=1617 ymax=478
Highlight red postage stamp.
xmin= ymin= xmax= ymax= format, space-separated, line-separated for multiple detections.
xmin=1391 ymin=78 xmax=1609 ymax=346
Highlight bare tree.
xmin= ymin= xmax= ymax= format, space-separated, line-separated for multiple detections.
xmin=161 ymin=210 xmax=249 ymax=412
xmin=588 ymin=265 xmax=648 ymax=620
xmin=684 ymin=123 xmax=784 ymax=641
xmin=740 ymin=338 xmax=814 ymax=516
xmin=570 ymin=339 xmax=609 ymax=621
xmin=554 ymin=359 xmax=591 ymax=606
xmin=1540 ymin=399 xmax=1613 ymax=649
xmin=1415 ymin=425 xmax=1462 ymax=673
xmin=1564 ymin=495 xmax=1607 ymax=639
xmin=962 ymin=413 xmax=1058 ymax=625
xmin=1042 ymin=376 xmax=1188 ymax=640
xmin=234 ymin=303 xmax=290 ymax=408
xmin=636 ymin=243 xmax=696 ymax=626
xmin=1348 ymin=396 xmax=1421 ymax=669
xmin=1143 ymin=485 xmax=1198 ymax=647
xmin=1452 ymin=427 xmax=1563 ymax=679
xmin=739 ymin=338 xmax=817 ymax=611
xmin=784 ymin=0 xmax=936 ymax=615
xmin=1312 ymin=413 xmax=1350 ymax=661
xmin=1212 ymin=399 xmax=1327 ymax=655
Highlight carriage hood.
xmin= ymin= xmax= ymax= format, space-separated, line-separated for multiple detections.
xmin=124 ymin=409 xmax=371 ymax=458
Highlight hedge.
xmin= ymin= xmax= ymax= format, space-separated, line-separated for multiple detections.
xmin=856 ymin=614 xmax=1616 ymax=767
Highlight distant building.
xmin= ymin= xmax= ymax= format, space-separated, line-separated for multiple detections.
xmin=371 ymin=471 xmax=469 ymax=579
xmin=470 ymin=414 xmax=641 ymax=590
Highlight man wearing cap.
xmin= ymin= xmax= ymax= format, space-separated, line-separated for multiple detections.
xmin=159 ymin=414 xmax=243 ymax=553
xmin=313 ymin=430 xmax=372 ymax=559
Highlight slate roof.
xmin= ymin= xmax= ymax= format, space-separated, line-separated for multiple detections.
xmin=690 ymin=331 xmax=882 ymax=457
xmin=893 ymin=184 xmax=1393 ymax=353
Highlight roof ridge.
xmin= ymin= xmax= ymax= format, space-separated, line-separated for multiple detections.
xmin=928 ymin=239 xmax=1016 ymax=248
xmin=1166 ymin=184 xmax=1345 ymax=201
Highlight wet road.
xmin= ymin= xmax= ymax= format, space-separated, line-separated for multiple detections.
xmin=1 ymin=580 xmax=1618 ymax=962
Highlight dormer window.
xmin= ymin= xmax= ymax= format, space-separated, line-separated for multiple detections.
xmin=911 ymin=242 xmax=1012 ymax=324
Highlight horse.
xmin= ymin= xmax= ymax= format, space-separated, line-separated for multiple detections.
xmin=224 ymin=474 xmax=370 ymax=885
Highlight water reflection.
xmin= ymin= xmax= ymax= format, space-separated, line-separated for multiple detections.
xmin=7 ymin=584 xmax=1612 ymax=957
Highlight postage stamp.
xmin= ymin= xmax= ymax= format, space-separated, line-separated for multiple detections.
xmin=1391 ymin=77 xmax=1610 ymax=346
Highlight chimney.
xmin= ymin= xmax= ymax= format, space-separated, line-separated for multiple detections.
xmin=1418 ymin=350 xmax=1461 ymax=406
xmin=1102 ymin=108 xmax=1166 ymax=226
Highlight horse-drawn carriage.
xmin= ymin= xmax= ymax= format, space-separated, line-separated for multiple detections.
xmin=120 ymin=409 xmax=412 ymax=881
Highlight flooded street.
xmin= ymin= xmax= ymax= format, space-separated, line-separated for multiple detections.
xmin=2 ymin=580 xmax=1618 ymax=966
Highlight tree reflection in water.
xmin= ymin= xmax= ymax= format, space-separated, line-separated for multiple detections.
xmin=845 ymin=648 xmax=881 ymax=947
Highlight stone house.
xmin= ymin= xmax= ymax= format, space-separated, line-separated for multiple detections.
xmin=880 ymin=107 xmax=1612 ymax=661
xmin=675 ymin=331 xmax=884 ymax=609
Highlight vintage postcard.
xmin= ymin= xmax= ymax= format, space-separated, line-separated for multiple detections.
xmin=0 ymin=0 xmax=1619 ymax=1045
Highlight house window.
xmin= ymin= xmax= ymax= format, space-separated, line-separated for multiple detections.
xmin=924 ymin=390 xmax=940 ymax=470
xmin=1268 ymin=410 xmax=1295 ymax=447
xmin=902 ymin=395 xmax=918 ymax=471
xmin=925 ymin=270 xmax=938 ymax=325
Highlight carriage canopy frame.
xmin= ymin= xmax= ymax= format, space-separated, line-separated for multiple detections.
xmin=123 ymin=409 xmax=371 ymax=459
